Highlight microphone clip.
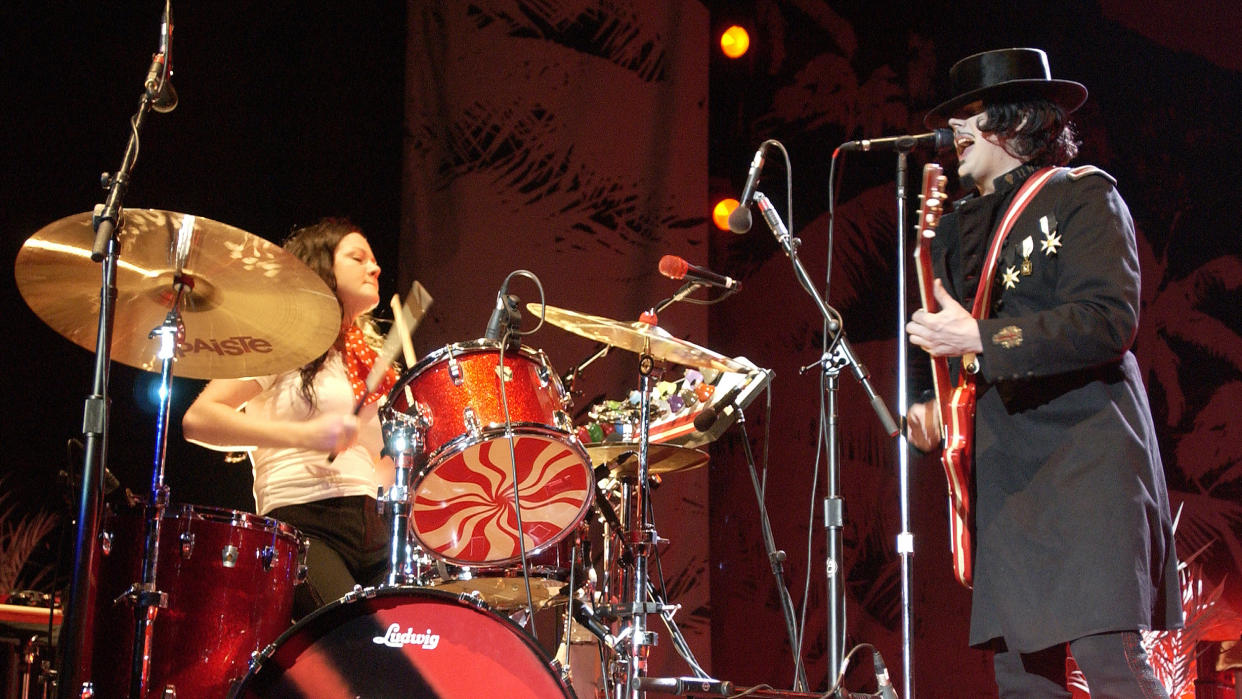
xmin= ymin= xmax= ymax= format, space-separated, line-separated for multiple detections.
xmin=484 ymin=293 xmax=521 ymax=344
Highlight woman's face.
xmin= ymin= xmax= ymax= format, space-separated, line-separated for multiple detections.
xmin=332 ymin=232 xmax=380 ymax=322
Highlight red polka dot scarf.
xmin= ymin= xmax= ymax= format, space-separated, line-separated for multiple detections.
xmin=341 ymin=325 xmax=398 ymax=407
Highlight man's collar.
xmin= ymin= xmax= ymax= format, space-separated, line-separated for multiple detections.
xmin=990 ymin=162 xmax=1039 ymax=195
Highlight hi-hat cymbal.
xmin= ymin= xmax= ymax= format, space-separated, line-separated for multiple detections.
xmin=528 ymin=303 xmax=744 ymax=373
xmin=15 ymin=210 xmax=341 ymax=379
xmin=586 ymin=443 xmax=709 ymax=476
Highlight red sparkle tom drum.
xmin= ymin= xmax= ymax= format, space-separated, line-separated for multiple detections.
xmin=229 ymin=586 xmax=573 ymax=698
xmin=383 ymin=340 xmax=593 ymax=567
xmin=91 ymin=504 xmax=306 ymax=698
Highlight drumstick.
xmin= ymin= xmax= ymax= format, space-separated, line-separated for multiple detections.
xmin=360 ymin=280 xmax=433 ymax=406
xmin=328 ymin=281 xmax=433 ymax=461
xmin=389 ymin=291 xmax=417 ymax=367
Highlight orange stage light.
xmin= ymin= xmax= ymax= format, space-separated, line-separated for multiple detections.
xmin=720 ymin=26 xmax=750 ymax=59
xmin=712 ymin=198 xmax=740 ymax=231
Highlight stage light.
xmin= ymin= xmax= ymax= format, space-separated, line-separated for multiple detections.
xmin=712 ymin=198 xmax=740 ymax=231
xmin=720 ymin=26 xmax=749 ymax=59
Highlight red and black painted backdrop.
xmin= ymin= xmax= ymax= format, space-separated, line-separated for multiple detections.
xmin=2 ymin=1 xmax=1240 ymax=696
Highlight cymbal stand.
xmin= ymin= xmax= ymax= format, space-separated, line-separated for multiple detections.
xmin=614 ymin=348 xmax=659 ymax=698
xmin=59 ymin=6 xmax=176 ymax=696
xmin=124 ymin=300 xmax=186 ymax=698
xmin=754 ymin=191 xmax=899 ymax=692
xmin=379 ymin=413 xmax=430 ymax=585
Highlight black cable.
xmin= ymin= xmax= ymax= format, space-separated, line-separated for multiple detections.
xmin=495 ymin=269 xmax=546 ymax=638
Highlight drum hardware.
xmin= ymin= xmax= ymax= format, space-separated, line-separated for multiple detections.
xmin=257 ymin=546 xmax=279 ymax=570
xmin=378 ymin=415 xmax=429 ymax=586
xmin=534 ymin=302 xmax=740 ymax=697
xmin=462 ymin=406 xmax=482 ymax=437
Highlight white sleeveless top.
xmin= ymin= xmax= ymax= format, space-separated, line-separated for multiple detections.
xmin=246 ymin=351 xmax=383 ymax=515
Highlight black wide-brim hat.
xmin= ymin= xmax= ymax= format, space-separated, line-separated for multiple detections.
xmin=924 ymin=47 xmax=1087 ymax=127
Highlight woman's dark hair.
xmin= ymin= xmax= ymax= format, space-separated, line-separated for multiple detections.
xmin=282 ymin=217 xmax=360 ymax=408
xmin=979 ymin=99 xmax=1080 ymax=167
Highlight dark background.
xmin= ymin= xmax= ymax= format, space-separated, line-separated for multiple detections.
xmin=3 ymin=1 xmax=1241 ymax=695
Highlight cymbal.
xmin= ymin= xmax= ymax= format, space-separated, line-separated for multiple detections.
xmin=15 ymin=210 xmax=341 ymax=379
xmin=528 ymin=303 xmax=744 ymax=373
xmin=586 ymin=443 xmax=709 ymax=476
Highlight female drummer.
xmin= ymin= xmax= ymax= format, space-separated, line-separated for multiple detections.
xmin=182 ymin=217 xmax=397 ymax=619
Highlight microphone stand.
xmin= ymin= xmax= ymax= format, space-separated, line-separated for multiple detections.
xmin=733 ymin=395 xmax=808 ymax=691
xmin=753 ymin=192 xmax=899 ymax=693
xmin=892 ymin=150 xmax=916 ymax=699
xmin=58 ymin=23 xmax=174 ymax=699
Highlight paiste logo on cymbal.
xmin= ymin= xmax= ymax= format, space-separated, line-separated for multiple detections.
xmin=177 ymin=336 xmax=274 ymax=357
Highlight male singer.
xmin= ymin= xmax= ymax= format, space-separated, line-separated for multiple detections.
xmin=906 ymin=48 xmax=1180 ymax=697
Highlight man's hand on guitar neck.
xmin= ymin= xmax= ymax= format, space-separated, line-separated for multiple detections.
xmin=907 ymin=400 xmax=943 ymax=453
xmin=907 ymin=278 xmax=984 ymax=358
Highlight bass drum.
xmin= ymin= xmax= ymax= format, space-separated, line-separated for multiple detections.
xmin=230 ymin=586 xmax=572 ymax=698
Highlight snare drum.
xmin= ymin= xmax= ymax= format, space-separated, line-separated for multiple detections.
xmin=91 ymin=504 xmax=306 ymax=698
xmin=429 ymin=527 xmax=585 ymax=610
xmin=230 ymin=586 xmax=573 ymax=698
xmin=384 ymin=340 xmax=593 ymax=567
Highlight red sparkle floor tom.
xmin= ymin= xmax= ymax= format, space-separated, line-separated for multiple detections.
xmin=91 ymin=504 xmax=306 ymax=698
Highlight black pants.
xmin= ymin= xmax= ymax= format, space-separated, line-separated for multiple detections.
xmin=993 ymin=631 xmax=1169 ymax=698
xmin=268 ymin=495 xmax=390 ymax=620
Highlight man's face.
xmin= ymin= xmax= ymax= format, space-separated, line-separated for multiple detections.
xmin=948 ymin=102 xmax=1025 ymax=195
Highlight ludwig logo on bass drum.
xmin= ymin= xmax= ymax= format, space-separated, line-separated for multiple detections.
xmin=372 ymin=624 xmax=440 ymax=650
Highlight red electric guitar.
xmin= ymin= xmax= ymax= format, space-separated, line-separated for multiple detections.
xmin=913 ymin=163 xmax=975 ymax=588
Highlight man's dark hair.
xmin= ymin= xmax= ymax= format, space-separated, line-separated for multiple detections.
xmin=979 ymin=99 xmax=1080 ymax=167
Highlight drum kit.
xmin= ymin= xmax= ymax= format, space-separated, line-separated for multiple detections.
xmin=14 ymin=210 xmax=767 ymax=697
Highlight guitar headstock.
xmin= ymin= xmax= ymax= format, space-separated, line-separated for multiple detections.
xmin=916 ymin=163 xmax=948 ymax=239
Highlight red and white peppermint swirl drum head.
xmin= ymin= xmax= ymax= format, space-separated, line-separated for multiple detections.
xmin=386 ymin=340 xmax=594 ymax=566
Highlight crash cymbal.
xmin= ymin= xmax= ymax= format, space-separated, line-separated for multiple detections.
xmin=15 ymin=209 xmax=341 ymax=379
xmin=586 ymin=443 xmax=709 ymax=476
xmin=528 ymin=303 xmax=744 ymax=373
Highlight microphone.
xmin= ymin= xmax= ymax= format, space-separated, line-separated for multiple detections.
xmin=658 ymin=255 xmax=740 ymax=292
xmin=873 ymin=650 xmax=898 ymax=699
xmin=839 ymin=128 xmax=953 ymax=153
xmin=727 ymin=143 xmax=769 ymax=234
xmin=569 ymin=598 xmax=614 ymax=648
xmin=694 ymin=384 xmax=745 ymax=432
xmin=635 ymin=677 xmax=734 ymax=696
xmin=145 ymin=0 xmax=178 ymax=112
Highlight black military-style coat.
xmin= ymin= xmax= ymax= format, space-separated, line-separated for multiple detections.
xmin=927 ymin=163 xmax=1182 ymax=652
